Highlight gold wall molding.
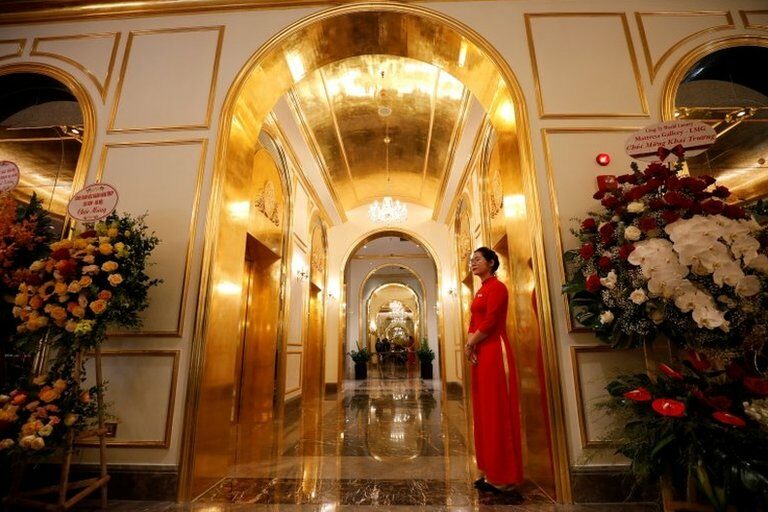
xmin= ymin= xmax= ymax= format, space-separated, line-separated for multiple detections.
xmin=30 ymin=32 xmax=121 ymax=101
xmin=285 ymin=350 xmax=303 ymax=395
xmin=635 ymin=11 xmax=735 ymax=83
xmin=78 ymin=349 xmax=180 ymax=448
xmin=660 ymin=34 xmax=768 ymax=120
xmin=96 ymin=138 xmax=208 ymax=337
xmin=740 ymin=10 xmax=768 ymax=30
xmin=108 ymin=26 xmax=224 ymax=133
xmin=293 ymin=232 xmax=309 ymax=252
xmin=0 ymin=62 xmax=97 ymax=236
xmin=570 ymin=345 xmax=643 ymax=449
xmin=352 ymin=253 xmax=430 ymax=260
xmin=541 ymin=127 xmax=641 ymax=333
xmin=0 ymin=39 xmax=25 ymax=61
xmin=524 ymin=12 xmax=649 ymax=119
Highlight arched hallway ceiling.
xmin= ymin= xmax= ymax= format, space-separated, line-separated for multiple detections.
xmin=288 ymin=54 xmax=473 ymax=212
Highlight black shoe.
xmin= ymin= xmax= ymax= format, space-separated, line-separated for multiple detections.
xmin=473 ymin=477 xmax=486 ymax=489
xmin=475 ymin=479 xmax=503 ymax=493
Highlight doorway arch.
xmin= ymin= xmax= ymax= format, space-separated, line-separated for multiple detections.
xmin=181 ymin=2 xmax=568 ymax=502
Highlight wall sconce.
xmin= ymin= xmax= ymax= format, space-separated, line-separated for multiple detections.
xmin=447 ymin=287 xmax=457 ymax=297
xmin=295 ymin=267 xmax=309 ymax=282
xmin=327 ymin=291 xmax=337 ymax=301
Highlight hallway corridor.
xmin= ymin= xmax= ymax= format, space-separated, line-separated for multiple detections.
xmin=80 ymin=376 xmax=657 ymax=511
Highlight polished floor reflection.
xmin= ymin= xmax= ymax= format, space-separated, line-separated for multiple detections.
xmin=80 ymin=374 xmax=658 ymax=511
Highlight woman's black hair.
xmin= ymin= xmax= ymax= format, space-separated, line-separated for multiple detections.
xmin=474 ymin=247 xmax=500 ymax=274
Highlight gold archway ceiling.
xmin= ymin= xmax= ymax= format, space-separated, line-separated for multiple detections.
xmin=289 ymin=54 xmax=471 ymax=211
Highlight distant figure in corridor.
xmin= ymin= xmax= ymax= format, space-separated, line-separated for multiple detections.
xmin=464 ymin=247 xmax=523 ymax=498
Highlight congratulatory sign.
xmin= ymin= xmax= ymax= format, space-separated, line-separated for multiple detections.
xmin=625 ymin=120 xmax=716 ymax=162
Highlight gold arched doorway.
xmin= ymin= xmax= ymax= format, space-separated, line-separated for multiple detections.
xmin=181 ymin=2 xmax=568 ymax=502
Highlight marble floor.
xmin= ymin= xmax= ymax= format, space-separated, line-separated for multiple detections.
xmin=74 ymin=370 xmax=656 ymax=511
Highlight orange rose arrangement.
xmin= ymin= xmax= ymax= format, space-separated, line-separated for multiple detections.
xmin=11 ymin=212 xmax=160 ymax=350
xmin=0 ymin=364 xmax=98 ymax=458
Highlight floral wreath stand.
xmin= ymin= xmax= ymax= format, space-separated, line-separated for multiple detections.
xmin=5 ymin=346 xmax=109 ymax=511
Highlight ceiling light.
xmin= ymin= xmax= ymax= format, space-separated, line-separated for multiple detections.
xmin=368 ymin=120 xmax=408 ymax=224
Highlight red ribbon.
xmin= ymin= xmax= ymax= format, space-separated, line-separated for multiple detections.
xmin=656 ymin=144 xmax=685 ymax=161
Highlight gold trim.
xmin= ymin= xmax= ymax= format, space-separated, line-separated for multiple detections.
xmin=352 ymin=253 xmax=430 ymax=260
xmin=524 ymin=13 xmax=650 ymax=119
xmin=660 ymin=35 xmax=768 ymax=121
xmin=107 ymin=26 xmax=224 ymax=133
xmin=265 ymin=112 xmax=336 ymax=226
xmin=285 ymin=350 xmax=303 ymax=395
xmin=358 ymin=265 xmax=426 ymax=351
xmin=286 ymin=89 xmax=348 ymax=222
xmin=77 ymin=349 xmax=180 ymax=449
xmin=0 ymin=62 xmax=97 ymax=237
xmin=570 ymin=345 xmax=642 ymax=449
xmin=181 ymin=3 xmax=571 ymax=502
xmin=634 ymin=11 xmax=735 ymax=84
xmin=30 ymin=32 xmax=121 ymax=101
xmin=443 ymin=116 xmax=492 ymax=224
xmin=740 ymin=10 xmax=768 ymax=30
xmin=541 ymin=127 xmax=642 ymax=333
xmin=96 ymin=138 xmax=208 ymax=337
xmin=0 ymin=39 xmax=25 ymax=61
xmin=293 ymin=232 xmax=309 ymax=252
xmin=431 ymin=88 xmax=472 ymax=220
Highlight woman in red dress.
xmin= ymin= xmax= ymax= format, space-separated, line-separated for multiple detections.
xmin=464 ymin=247 xmax=524 ymax=497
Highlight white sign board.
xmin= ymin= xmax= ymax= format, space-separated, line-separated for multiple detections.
xmin=67 ymin=183 xmax=119 ymax=222
xmin=0 ymin=161 xmax=20 ymax=193
xmin=625 ymin=120 xmax=716 ymax=162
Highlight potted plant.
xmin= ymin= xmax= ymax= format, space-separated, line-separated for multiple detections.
xmin=416 ymin=339 xmax=435 ymax=379
xmin=348 ymin=342 xmax=372 ymax=380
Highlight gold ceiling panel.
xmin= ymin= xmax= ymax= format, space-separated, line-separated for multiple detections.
xmin=290 ymin=54 xmax=471 ymax=211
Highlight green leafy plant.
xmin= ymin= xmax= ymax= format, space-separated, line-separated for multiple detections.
xmin=348 ymin=342 xmax=372 ymax=364
xmin=415 ymin=338 xmax=435 ymax=363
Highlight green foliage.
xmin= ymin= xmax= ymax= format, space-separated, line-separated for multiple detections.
xmin=348 ymin=342 xmax=372 ymax=363
xmin=416 ymin=338 xmax=435 ymax=363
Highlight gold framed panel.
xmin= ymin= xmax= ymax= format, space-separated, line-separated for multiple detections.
xmin=634 ymin=11 xmax=735 ymax=83
xmin=0 ymin=62 xmax=97 ymax=237
xmin=660 ymin=35 xmax=768 ymax=120
xmin=524 ymin=12 xmax=649 ymax=119
xmin=180 ymin=3 xmax=571 ymax=502
xmin=0 ymin=39 xmax=25 ymax=61
xmin=30 ymin=32 xmax=121 ymax=101
xmin=107 ymin=26 xmax=224 ymax=133
xmin=95 ymin=138 xmax=208 ymax=337
xmin=570 ymin=345 xmax=644 ymax=449
xmin=78 ymin=349 xmax=180 ymax=448
xmin=541 ymin=127 xmax=642 ymax=333
xmin=740 ymin=10 xmax=768 ymax=30
xmin=285 ymin=350 xmax=303 ymax=395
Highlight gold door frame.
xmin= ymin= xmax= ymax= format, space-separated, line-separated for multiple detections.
xmin=181 ymin=2 xmax=570 ymax=502
xmin=365 ymin=282 xmax=422 ymax=349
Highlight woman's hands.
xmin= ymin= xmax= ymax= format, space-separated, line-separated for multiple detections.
xmin=464 ymin=342 xmax=478 ymax=364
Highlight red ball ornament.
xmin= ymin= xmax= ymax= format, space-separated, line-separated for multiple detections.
xmin=596 ymin=153 xmax=611 ymax=166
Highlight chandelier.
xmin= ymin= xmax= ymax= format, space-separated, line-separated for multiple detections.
xmin=388 ymin=300 xmax=407 ymax=324
xmin=368 ymin=112 xmax=407 ymax=224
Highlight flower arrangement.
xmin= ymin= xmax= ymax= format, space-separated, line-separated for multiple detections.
xmin=563 ymin=159 xmax=768 ymax=352
xmin=0 ymin=193 xmax=54 ymax=385
xmin=12 ymin=212 xmax=160 ymax=350
xmin=602 ymin=353 xmax=768 ymax=511
xmin=0 ymin=358 xmax=99 ymax=459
